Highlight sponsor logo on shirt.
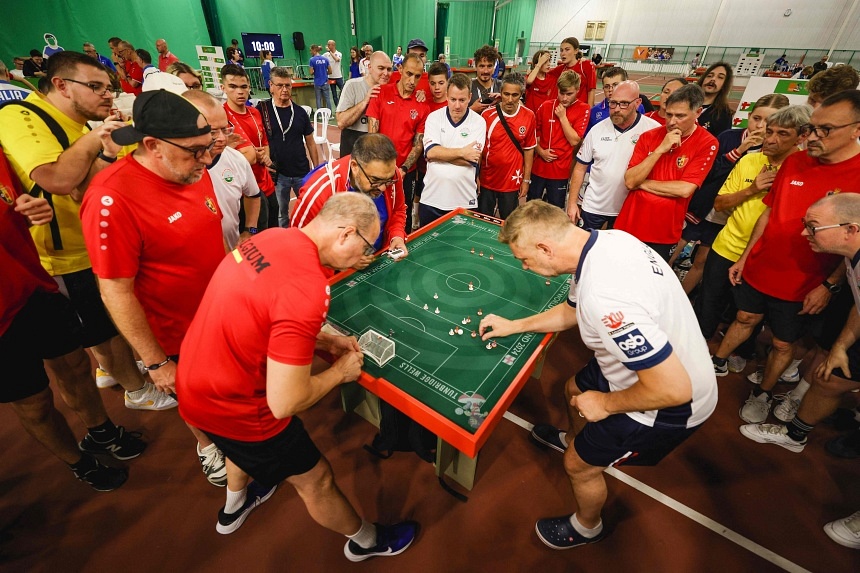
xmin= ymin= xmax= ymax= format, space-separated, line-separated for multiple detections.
xmin=790 ymin=180 xmax=804 ymax=186
xmin=238 ymin=239 xmax=271 ymax=274
xmin=100 ymin=196 xmax=114 ymax=206
xmin=0 ymin=185 xmax=13 ymax=205
xmin=518 ymin=126 xmax=526 ymax=136
xmin=410 ymin=109 xmax=418 ymax=120
xmin=168 ymin=211 xmax=182 ymax=224
xmin=204 ymin=196 xmax=217 ymax=214
xmin=612 ymin=328 xmax=654 ymax=358
xmin=221 ymin=168 xmax=235 ymax=183
xmin=600 ymin=136 xmax=612 ymax=141
xmin=676 ymin=155 xmax=688 ymax=168
xmin=511 ymin=168 xmax=524 ymax=185
xmin=601 ymin=312 xmax=624 ymax=329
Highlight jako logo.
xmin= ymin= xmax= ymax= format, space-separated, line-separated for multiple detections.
xmin=790 ymin=180 xmax=804 ymax=186
xmin=168 ymin=212 xmax=182 ymax=223
xmin=612 ymin=328 xmax=654 ymax=358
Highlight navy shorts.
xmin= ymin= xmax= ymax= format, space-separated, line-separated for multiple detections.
xmin=204 ymin=416 xmax=322 ymax=488
xmin=681 ymin=219 xmax=723 ymax=247
xmin=573 ymin=359 xmax=701 ymax=467
xmin=0 ymin=291 xmax=82 ymax=403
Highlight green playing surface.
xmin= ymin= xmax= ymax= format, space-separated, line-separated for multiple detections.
xmin=327 ymin=211 xmax=569 ymax=434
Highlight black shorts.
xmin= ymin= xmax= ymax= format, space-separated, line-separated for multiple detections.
xmin=731 ymin=280 xmax=806 ymax=343
xmin=204 ymin=416 xmax=322 ymax=488
xmin=0 ymin=291 xmax=82 ymax=403
xmin=55 ymin=268 xmax=118 ymax=348
xmin=811 ymin=287 xmax=853 ymax=350
xmin=573 ymin=359 xmax=701 ymax=467
xmin=644 ymin=242 xmax=675 ymax=263
xmin=681 ymin=219 xmax=723 ymax=247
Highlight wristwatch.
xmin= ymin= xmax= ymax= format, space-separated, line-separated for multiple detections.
xmin=247 ymin=227 xmax=259 ymax=235
xmin=822 ymin=279 xmax=841 ymax=293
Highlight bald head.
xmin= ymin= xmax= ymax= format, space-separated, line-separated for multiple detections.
xmin=609 ymin=80 xmax=643 ymax=129
xmin=614 ymin=80 xmax=640 ymax=100
xmin=368 ymin=51 xmax=393 ymax=84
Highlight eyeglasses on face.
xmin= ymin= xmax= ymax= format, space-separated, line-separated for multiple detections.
xmin=154 ymin=137 xmax=217 ymax=160
xmin=61 ymin=78 xmax=112 ymax=96
xmin=798 ymin=121 xmax=860 ymax=139
xmin=355 ymin=161 xmax=395 ymax=195
xmin=338 ymin=226 xmax=376 ymax=256
xmin=607 ymin=100 xmax=636 ymax=109
xmin=802 ymin=218 xmax=859 ymax=236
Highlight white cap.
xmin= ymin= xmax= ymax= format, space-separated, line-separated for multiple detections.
xmin=142 ymin=72 xmax=188 ymax=95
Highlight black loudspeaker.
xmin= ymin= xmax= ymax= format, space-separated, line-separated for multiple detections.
xmin=292 ymin=32 xmax=305 ymax=51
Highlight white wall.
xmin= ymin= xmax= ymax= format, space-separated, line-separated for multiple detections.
xmin=531 ymin=0 xmax=859 ymax=50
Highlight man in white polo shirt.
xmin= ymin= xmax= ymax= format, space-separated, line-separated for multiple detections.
xmin=419 ymin=73 xmax=487 ymax=226
xmin=568 ymin=81 xmax=659 ymax=229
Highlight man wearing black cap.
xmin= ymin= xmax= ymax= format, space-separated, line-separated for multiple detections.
xmin=389 ymin=38 xmax=430 ymax=93
xmin=80 ymin=89 xmax=230 ymax=486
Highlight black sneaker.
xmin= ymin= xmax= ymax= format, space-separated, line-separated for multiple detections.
xmin=343 ymin=521 xmax=418 ymax=562
xmin=530 ymin=424 xmax=567 ymax=453
xmin=79 ymin=426 xmax=147 ymax=460
xmin=712 ymin=356 xmax=728 ymax=377
xmin=72 ymin=454 xmax=128 ymax=492
xmin=535 ymin=515 xmax=607 ymax=550
xmin=216 ymin=481 xmax=278 ymax=534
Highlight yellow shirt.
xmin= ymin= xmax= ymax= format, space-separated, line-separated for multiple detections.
xmin=0 ymin=93 xmax=92 ymax=275
xmin=711 ymin=153 xmax=774 ymax=263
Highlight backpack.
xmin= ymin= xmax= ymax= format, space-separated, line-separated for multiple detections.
xmin=364 ymin=400 xmax=437 ymax=464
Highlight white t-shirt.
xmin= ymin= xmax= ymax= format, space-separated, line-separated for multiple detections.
xmin=847 ymin=252 xmax=860 ymax=314
xmin=569 ymin=229 xmax=718 ymax=429
xmin=208 ymin=146 xmax=261 ymax=249
xmin=324 ymin=50 xmax=343 ymax=79
xmin=421 ymin=108 xmax=487 ymax=211
xmin=336 ymin=77 xmax=372 ymax=132
xmin=578 ymin=114 xmax=660 ymax=216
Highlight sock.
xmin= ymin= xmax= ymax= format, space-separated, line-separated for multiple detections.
xmin=87 ymin=420 xmax=118 ymax=443
xmin=347 ymin=520 xmax=378 ymax=549
xmin=569 ymin=513 xmax=603 ymax=538
xmin=786 ymin=415 xmax=813 ymax=442
xmin=69 ymin=453 xmax=96 ymax=473
xmin=126 ymin=383 xmax=149 ymax=399
xmin=224 ymin=486 xmax=247 ymax=514
xmin=784 ymin=358 xmax=802 ymax=374
xmin=752 ymin=386 xmax=771 ymax=399
xmin=712 ymin=356 xmax=727 ymax=367
xmin=790 ymin=378 xmax=811 ymax=401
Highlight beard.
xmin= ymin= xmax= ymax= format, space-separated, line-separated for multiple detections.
xmin=162 ymin=152 xmax=204 ymax=185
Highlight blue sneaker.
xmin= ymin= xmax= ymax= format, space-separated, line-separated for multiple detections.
xmin=343 ymin=521 xmax=418 ymax=562
xmin=535 ymin=515 xmax=606 ymax=549
xmin=216 ymin=481 xmax=278 ymax=534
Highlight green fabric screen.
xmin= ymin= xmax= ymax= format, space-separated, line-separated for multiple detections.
xmin=494 ymin=0 xmax=536 ymax=62
xmin=446 ymin=1 xmax=495 ymax=62
xmin=2 ymin=0 xmax=209 ymax=68
xmin=352 ymin=0 xmax=436 ymax=58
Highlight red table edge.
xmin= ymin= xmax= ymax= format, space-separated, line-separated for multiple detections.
xmin=328 ymin=208 xmax=554 ymax=458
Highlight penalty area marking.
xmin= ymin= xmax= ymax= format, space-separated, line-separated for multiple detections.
xmin=500 ymin=411 xmax=811 ymax=573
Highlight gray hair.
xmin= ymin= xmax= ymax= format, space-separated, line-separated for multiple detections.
xmin=766 ymin=104 xmax=812 ymax=130
xmin=318 ymin=192 xmax=380 ymax=237
xmin=270 ymin=66 xmax=292 ymax=80
xmin=811 ymin=193 xmax=860 ymax=224
xmin=501 ymin=72 xmax=525 ymax=92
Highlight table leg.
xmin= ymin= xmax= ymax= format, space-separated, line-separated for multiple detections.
xmin=341 ymin=382 xmax=381 ymax=428
xmin=530 ymin=332 xmax=558 ymax=380
xmin=435 ymin=438 xmax=478 ymax=491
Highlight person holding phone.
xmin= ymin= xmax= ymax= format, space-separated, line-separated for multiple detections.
xmin=469 ymin=45 xmax=503 ymax=114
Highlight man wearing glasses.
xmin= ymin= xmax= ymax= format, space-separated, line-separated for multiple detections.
xmin=257 ymin=67 xmax=319 ymax=227
xmin=80 ymin=89 xmax=232 ymax=486
xmin=615 ymin=84 xmax=718 ymax=262
xmin=708 ymin=90 xmax=860 ymax=425
xmin=185 ymin=90 xmax=262 ymax=249
xmin=115 ymin=41 xmax=143 ymax=95
xmin=292 ymin=133 xmax=408 ymax=271
xmin=82 ymin=42 xmax=116 ymax=72
xmin=0 ymin=51 xmax=176 ymax=415
xmin=568 ymin=80 xmax=659 ymax=229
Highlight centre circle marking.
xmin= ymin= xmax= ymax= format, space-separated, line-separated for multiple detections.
xmin=446 ymin=273 xmax=481 ymax=292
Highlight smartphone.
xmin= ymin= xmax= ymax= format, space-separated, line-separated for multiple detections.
xmin=480 ymin=96 xmax=495 ymax=104
xmin=387 ymin=248 xmax=405 ymax=260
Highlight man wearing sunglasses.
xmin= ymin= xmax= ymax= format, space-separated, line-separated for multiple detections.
xmin=293 ymin=133 xmax=408 ymax=271
xmin=710 ymin=90 xmax=860 ymax=426
xmin=81 ymin=89 xmax=232 ymax=487
xmin=1 ymin=51 xmax=176 ymax=415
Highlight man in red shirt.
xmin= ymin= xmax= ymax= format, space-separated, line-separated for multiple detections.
xmin=221 ymin=64 xmax=277 ymax=228
xmin=547 ymin=37 xmax=597 ymax=108
xmin=388 ymin=38 xmax=430 ymax=95
xmin=616 ymin=84 xmax=718 ymax=261
xmin=176 ymin=193 xmax=418 ymax=558
xmin=1 ymin=166 xmax=141 ymax=491
xmin=712 ymin=90 xmax=860 ymax=423
xmin=80 ymin=90 xmax=229 ymax=486
xmin=115 ymin=41 xmax=143 ymax=95
xmin=367 ymin=53 xmax=429 ymax=234
xmin=528 ymin=71 xmax=590 ymax=209
xmin=155 ymin=39 xmax=179 ymax=72
xmin=479 ymin=73 xmax=537 ymax=220
xmin=292 ymin=133 xmax=408 ymax=269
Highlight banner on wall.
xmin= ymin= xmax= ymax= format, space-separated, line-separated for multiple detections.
xmin=733 ymin=77 xmax=809 ymax=128
xmin=42 ymin=33 xmax=64 ymax=58
xmin=196 ymin=45 xmax=226 ymax=90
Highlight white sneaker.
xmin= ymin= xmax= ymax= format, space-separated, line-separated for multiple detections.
xmin=739 ymin=391 xmax=772 ymax=423
xmin=124 ymin=382 xmax=178 ymax=411
xmin=747 ymin=367 xmax=801 ymax=385
xmin=739 ymin=423 xmax=806 ymax=452
xmin=96 ymin=367 xmax=119 ymax=389
xmin=198 ymin=443 xmax=227 ymax=487
xmin=824 ymin=510 xmax=860 ymax=549
xmin=773 ymin=392 xmax=800 ymax=422
xmin=728 ymin=355 xmax=747 ymax=373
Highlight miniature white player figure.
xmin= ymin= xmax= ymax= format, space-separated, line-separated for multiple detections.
xmin=435 ymin=307 xmax=440 ymax=314
xmin=434 ymin=293 xmax=439 ymax=299
xmin=479 ymin=251 xmax=484 ymax=257
xmin=423 ymin=304 xmax=429 ymax=310
xmin=462 ymin=318 xmax=467 ymax=325
xmin=466 ymin=317 xmax=471 ymax=323
xmin=489 ymin=254 xmax=494 ymax=260
xmin=477 ymin=309 xmax=483 ymax=316
xmin=545 ymin=280 xmax=551 ymax=285
xmin=449 ymin=329 xmax=455 ymax=335
xmin=405 ymin=295 xmax=411 ymax=301
xmin=471 ymin=331 xmax=477 ymax=338
xmin=470 ymin=247 xmax=475 ymax=254
xmin=485 ymin=342 xmax=492 ymax=349
xmin=491 ymin=341 xmax=497 ymax=348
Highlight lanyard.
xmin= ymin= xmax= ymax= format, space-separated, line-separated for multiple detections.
xmin=225 ymin=106 xmax=263 ymax=147
xmin=272 ymin=102 xmax=294 ymax=140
